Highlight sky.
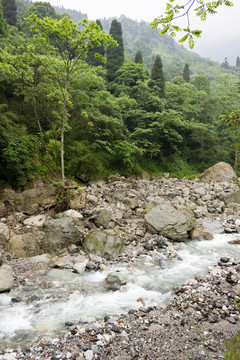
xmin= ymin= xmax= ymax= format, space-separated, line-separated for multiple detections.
xmin=33 ymin=0 xmax=240 ymax=65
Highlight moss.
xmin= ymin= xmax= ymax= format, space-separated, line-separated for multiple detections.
xmin=224 ymin=332 xmax=240 ymax=360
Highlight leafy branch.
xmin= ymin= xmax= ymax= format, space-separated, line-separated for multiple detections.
xmin=151 ymin=0 xmax=233 ymax=49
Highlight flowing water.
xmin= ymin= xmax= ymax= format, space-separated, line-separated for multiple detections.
xmin=1 ymin=233 xmax=240 ymax=351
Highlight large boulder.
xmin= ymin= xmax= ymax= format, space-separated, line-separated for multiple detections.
xmin=15 ymin=184 xmax=57 ymax=215
xmin=7 ymin=234 xmax=42 ymax=258
xmin=41 ymin=217 xmax=83 ymax=253
xmin=83 ymin=230 xmax=124 ymax=260
xmin=0 ymin=265 xmax=14 ymax=292
xmin=145 ymin=202 xmax=196 ymax=241
xmin=199 ymin=162 xmax=237 ymax=183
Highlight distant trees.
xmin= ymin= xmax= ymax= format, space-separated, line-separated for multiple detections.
xmin=2 ymin=0 xmax=17 ymax=26
xmin=134 ymin=50 xmax=143 ymax=64
xmin=106 ymin=19 xmax=124 ymax=82
xmin=221 ymin=57 xmax=230 ymax=70
xmin=183 ymin=63 xmax=190 ymax=82
xmin=149 ymin=55 xmax=165 ymax=97
xmin=236 ymin=56 xmax=240 ymax=67
xmin=24 ymin=1 xmax=60 ymax=20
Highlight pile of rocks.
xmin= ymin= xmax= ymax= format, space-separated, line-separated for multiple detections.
xmin=1 ymin=161 xmax=240 ymax=358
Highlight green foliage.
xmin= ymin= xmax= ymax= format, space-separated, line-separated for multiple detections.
xmin=2 ymin=0 xmax=17 ymax=26
xmin=106 ymin=19 xmax=124 ymax=82
xmin=24 ymin=2 xmax=60 ymax=20
xmin=151 ymin=0 xmax=233 ymax=48
xmin=134 ymin=50 xmax=143 ymax=64
xmin=86 ymin=20 xmax=105 ymax=67
xmin=0 ymin=104 xmax=37 ymax=187
xmin=0 ymin=2 xmax=7 ymax=36
xmin=183 ymin=63 xmax=190 ymax=82
xmin=149 ymin=55 xmax=165 ymax=97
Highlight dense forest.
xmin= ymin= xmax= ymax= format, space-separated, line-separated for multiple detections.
xmin=0 ymin=0 xmax=240 ymax=188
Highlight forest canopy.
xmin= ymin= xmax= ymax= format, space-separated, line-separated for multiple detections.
xmin=0 ymin=0 xmax=239 ymax=188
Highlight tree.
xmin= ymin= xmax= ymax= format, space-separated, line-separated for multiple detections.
xmin=149 ymin=55 xmax=165 ymax=97
xmin=24 ymin=1 xmax=60 ymax=20
xmin=134 ymin=50 xmax=143 ymax=64
xmin=24 ymin=15 xmax=116 ymax=185
xmin=2 ymin=0 xmax=17 ymax=26
xmin=221 ymin=57 xmax=230 ymax=69
xmin=113 ymin=62 xmax=149 ymax=97
xmin=236 ymin=56 xmax=240 ymax=67
xmin=0 ymin=2 xmax=7 ymax=36
xmin=183 ymin=63 xmax=190 ymax=82
xmin=86 ymin=20 xmax=105 ymax=67
xmin=106 ymin=19 xmax=124 ymax=83
xmin=151 ymin=0 xmax=234 ymax=48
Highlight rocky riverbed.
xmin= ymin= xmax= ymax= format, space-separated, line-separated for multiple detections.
xmin=1 ymin=161 xmax=240 ymax=359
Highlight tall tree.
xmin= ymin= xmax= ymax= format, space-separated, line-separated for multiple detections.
xmin=0 ymin=2 xmax=7 ymax=36
xmin=221 ymin=57 xmax=230 ymax=69
xmin=183 ymin=63 xmax=190 ymax=82
xmin=134 ymin=50 xmax=143 ymax=64
xmin=149 ymin=54 xmax=165 ymax=97
xmin=2 ymin=0 xmax=17 ymax=26
xmin=236 ymin=56 xmax=240 ymax=67
xmin=86 ymin=20 xmax=105 ymax=67
xmin=25 ymin=15 xmax=116 ymax=185
xmin=106 ymin=19 xmax=124 ymax=83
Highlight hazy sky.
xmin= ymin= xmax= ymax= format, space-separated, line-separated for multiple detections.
xmin=33 ymin=0 xmax=240 ymax=65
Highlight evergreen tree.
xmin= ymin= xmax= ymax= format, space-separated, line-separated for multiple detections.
xmin=134 ymin=50 xmax=143 ymax=64
xmin=149 ymin=54 xmax=165 ymax=97
xmin=236 ymin=56 xmax=240 ymax=67
xmin=0 ymin=2 xmax=7 ymax=36
xmin=2 ymin=0 xmax=17 ymax=26
xmin=183 ymin=63 xmax=190 ymax=82
xmin=221 ymin=57 xmax=230 ymax=70
xmin=86 ymin=20 xmax=105 ymax=67
xmin=106 ymin=19 xmax=124 ymax=82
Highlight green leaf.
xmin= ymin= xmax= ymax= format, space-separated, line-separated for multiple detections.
xmin=178 ymin=33 xmax=189 ymax=43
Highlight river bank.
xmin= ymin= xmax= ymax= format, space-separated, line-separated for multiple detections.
xmin=1 ymin=162 xmax=240 ymax=359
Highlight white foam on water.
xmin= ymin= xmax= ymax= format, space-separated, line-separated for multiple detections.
xmin=1 ymin=232 xmax=240 ymax=348
xmin=0 ymin=302 xmax=34 ymax=339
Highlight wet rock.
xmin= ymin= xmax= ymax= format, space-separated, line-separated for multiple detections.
xmin=106 ymin=272 xmax=128 ymax=285
xmin=199 ymin=162 xmax=237 ymax=183
xmin=0 ymin=264 xmax=14 ymax=292
xmin=145 ymin=202 xmax=196 ymax=241
xmin=83 ymin=230 xmax=124 ymax=260
xmin=7 ymin=234 xmax=41 ymax=258
xmin=190 ymin=226 xmax=213 ymax=241
xmin=41 ymin=218 xmax=83 ymax=253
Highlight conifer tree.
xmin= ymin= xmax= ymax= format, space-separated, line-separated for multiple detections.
xmin=236 ymin=56 xmax=240 ymax=67
xmin=106 ymin=19 xmax=124 ymax=82
xmin=0 ymin=2 xmax=7 ymax=36
xmin=183 ymin=63 xmax=190 ymax=82
xmin=134 ymin=50 xmax=143 ymax=64
xmin=149 ymin=54 xmax=165 ymax=97
xmin=86 ymin=20 xmax=105 ymax=67
xmin=2 ymin=0 xmax=17 ymax=26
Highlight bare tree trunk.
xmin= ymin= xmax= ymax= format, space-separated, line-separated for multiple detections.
xmin=61 ymin=78 xmax=69 ymax=186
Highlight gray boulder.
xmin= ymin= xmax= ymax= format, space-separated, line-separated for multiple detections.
xmin=0 ymin=265 xmax=14 ymax=292
xmin=83 ymin=230 xmax=124 ymax=260
xmin=199 ymin=162 xmax=237 ymax=183
xmin=145 ymin=203 xmax=196 ymax=241
xmin=7 ymin=234 xmax=42 ymax=258
xmin=15 ymin=184 xmax=57 ymax=215
xmin=41 ymin=217 xmax=83 ymax=253
xmin=106 ymin=272 xmax=128 ymax=285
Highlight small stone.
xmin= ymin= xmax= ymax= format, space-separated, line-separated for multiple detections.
xmin=220 ymin=257 xmax=230 ymax=263
xmin=226 ymin=316 xmax=236 ymax=324
xmin=84 ymin=350 xmax=94 ymax=360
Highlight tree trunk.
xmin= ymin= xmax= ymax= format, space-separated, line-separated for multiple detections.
xmin=61 ymin=79 xmax=69 ymax=186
